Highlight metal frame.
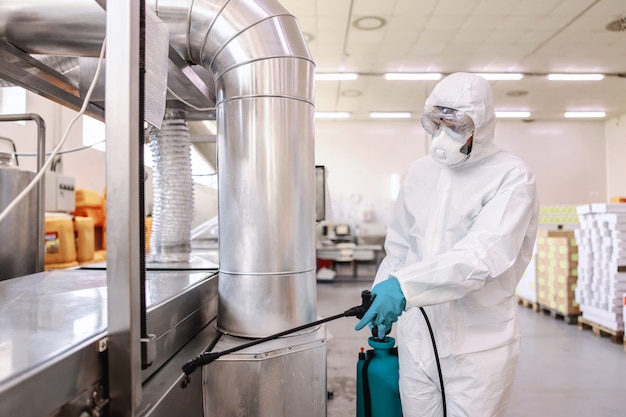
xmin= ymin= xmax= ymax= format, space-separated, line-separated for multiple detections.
xmin=105 ymin=0 xmax=143 ymax=414
xmin=0 ymin=40 xmax=105 ymax=120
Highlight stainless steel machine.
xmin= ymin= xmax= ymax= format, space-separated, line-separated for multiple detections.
xmin=0 ymin=1 xmax=323 ymax=416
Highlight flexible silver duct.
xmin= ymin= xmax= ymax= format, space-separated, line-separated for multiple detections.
xmin=0 ymin=0 xmax=316 ymax=338
xmin=149 ymin=111 xmax=194 ymax=263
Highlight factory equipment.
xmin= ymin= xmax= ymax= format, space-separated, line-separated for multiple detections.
xmin=0 ymin=151 xmax=38 ymax=281
xmin=44 ymin=172 xmax=76 ymax=213
xmin=0 ymin=0 xmax=319 ymax=416
xmin=0 ymin=114 xmax=46 ymax=281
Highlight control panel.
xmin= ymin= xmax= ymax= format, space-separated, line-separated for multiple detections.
xmin=45 ymin=172 xmax=76 ymax=212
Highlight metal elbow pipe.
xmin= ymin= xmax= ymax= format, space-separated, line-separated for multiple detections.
xmin=186 ymin=0 xmax=317 ymax=337
xmin=0 ymin=1 xmax=106 ymax=56
xmin=155 ymin=0 xmax=317 ymax=336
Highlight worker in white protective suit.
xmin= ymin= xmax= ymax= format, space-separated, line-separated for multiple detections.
xmin=355 ymin=72 xmax=539 ymax=417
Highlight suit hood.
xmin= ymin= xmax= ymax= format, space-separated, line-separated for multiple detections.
xmin=425 ymin=72 xmax=499 ymax=166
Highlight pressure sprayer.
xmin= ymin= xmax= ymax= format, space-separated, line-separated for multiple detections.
xmin=357 ymin=332 xmax=402 ymax=417
xmin=356 ymin=306 xmax=447 ymax=417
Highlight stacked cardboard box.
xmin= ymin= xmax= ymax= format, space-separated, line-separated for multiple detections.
xmin=575 ymin=204 xmax=626 ymax=331
xmin=535 ymin=230 xmax=579 ymax=315
xmin=538 ymin=205 xmax=579 ymax=226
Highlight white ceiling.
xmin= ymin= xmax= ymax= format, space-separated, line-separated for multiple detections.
xmin=279 ymin=0 xmax=626 ymax=121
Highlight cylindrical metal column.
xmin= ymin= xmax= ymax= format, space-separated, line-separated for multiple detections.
xmin=199 ymin=3 xmax=316 ymax=337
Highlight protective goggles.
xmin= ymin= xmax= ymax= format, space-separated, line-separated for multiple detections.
xmin=421 ymin=106 xmax=474 ymax=142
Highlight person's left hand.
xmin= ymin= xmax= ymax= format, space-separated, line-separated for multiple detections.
xmin=355 ymin=277 xmax=406 ymax=333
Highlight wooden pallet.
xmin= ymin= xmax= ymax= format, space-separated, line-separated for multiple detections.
xmin=577 ymin=316 xmax=625 ymax=344
xmin=537 ymin=305 xmax=580 ymax=325
xmin=516 ymin=297 xmax=539 ymax=312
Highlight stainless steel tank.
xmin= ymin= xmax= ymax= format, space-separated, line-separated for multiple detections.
xmin=0 ymin=152 xmax=38 ymax=281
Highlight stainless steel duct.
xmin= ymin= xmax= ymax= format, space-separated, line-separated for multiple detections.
xmin=0 ymin=0 xmax=317 ymax=337
xmin=159 ymin=0 xmax=317 ymax=337
xmin=0 ymin=1 xmax=106 ymax=56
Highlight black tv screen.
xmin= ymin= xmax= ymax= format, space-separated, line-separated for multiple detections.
xmin=315 ymin=166 xmax=325 ymax=222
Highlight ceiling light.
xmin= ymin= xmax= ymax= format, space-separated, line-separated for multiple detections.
xmin=564 ymin=111 xmax=606 ymax=118
xmin=315 ymin=112 xmax=351 ymax=119
xmin=369 ymin=112 xmax=412 ymax=119
xmin=475 ymin=73 xmax=524 ymax=81
xmin=384 ymin=73 xmax=443 ymax=81
xmin=353 ymin=16 xmax=387 ymax=31
xmin=315 ymin=73 xmax=358 ymax=81
xmin=548 ymin=73 xmax=604 ymax=81
xmin=495 ymin=111 xmax=531 ymax=118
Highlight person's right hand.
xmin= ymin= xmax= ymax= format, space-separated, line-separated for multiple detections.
xmin=354 ymin=277 xmax=406 ymax=333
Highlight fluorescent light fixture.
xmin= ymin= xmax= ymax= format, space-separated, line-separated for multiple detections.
xmin=564 ymin=111 xmax=606 ymax=118
xmin=475 ymin=73 xmax=524 ymax=81
xmin=369 ymin=112 xmax=412 ymax=119
xmin=384 ymin=73 xmax=442 ymax=81
xmin=314 ymin=73 xmax=358 ymax=81
xmin=315 ymin=112 xmax=351 ymax=119
xmin=548 ymin=73 xmax=604 ymax=81
xmin=495 ymin=111 xmax=531 ymax=118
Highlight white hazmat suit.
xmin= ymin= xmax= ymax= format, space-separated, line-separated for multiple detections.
xmin=373 ymin=73 xmax=539 ymax=417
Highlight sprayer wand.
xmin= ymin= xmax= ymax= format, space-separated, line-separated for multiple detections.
xmin=181 ymin=290 xmax=373 ymax=381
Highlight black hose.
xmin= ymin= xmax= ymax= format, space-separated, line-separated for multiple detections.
xmin=420 ymin=307 xmax=447 ymax=417
xmin=182 ymin=290 xmax=373 ymax=377
xmin=182 ymin=312 xmax=346 ymax=376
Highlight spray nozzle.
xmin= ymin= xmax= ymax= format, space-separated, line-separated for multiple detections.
xmin=343 ymin=290 xmax=373 ymax=318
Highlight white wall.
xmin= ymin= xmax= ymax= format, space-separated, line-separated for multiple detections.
xmin=0 ymin=91 xmax=106 ymax=192
xmin=605 ymin=115 xmax=626 ymax=199
xmin=315 ymin=120 xmax=427 ymax=223
xmin=495 ymin=120 xmax=607 ymax=205
xmin=315 ymin=119 xmax=608 ymax=224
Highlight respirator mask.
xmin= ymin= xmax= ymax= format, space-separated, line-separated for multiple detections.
xmin=421 ymin=106 xmax=475 ymax=166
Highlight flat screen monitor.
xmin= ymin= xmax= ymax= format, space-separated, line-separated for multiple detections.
xmin=334 ymin=224 xmax=350 ymax=237
xmin=315 ymin=166 xmax=325 ymax=222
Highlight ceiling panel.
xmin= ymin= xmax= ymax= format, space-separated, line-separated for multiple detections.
xmin=511 ymin=0 xmax=564 ymax=16
xmin=282 ymin=0 xmax=626 ymax=121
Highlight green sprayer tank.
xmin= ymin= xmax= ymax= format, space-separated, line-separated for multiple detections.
xmin=356 ymin=336 xmax=403 ymax=417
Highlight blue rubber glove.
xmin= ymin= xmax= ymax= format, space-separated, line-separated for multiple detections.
xmin=355 ymin=277 xmax=406 ymax=333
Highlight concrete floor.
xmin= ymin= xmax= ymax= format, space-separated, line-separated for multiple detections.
xmin=317 ymin=279 xmax=626 ymax=417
